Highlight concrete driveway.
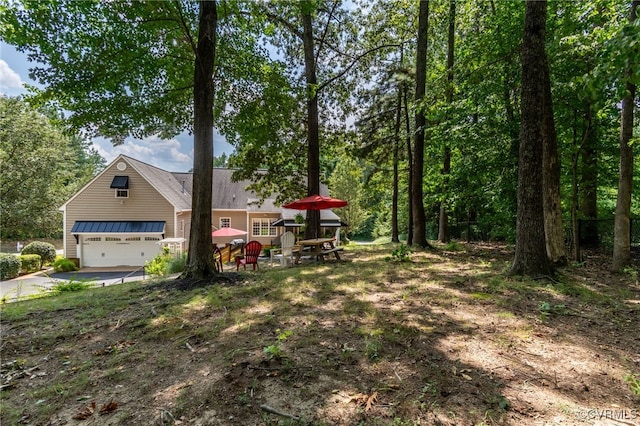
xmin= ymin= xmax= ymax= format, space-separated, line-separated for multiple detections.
xmin=1 ymin=267 xmax=147 ymax=302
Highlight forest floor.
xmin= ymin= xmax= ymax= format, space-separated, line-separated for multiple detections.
xmin=1 ymin=243 xmax=639 ymax=426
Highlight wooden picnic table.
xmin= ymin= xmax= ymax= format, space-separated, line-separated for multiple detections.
xmin=295 ymin=238 xmax=343 ymax=263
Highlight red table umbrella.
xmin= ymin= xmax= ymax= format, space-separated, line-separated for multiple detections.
xmin=211 ymin=227 xmax=247 ymax=237
xmin=282 ymin=194 xmax=348 ymax=210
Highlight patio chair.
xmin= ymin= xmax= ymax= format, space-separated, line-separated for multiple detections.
xmin=236 ymin=240 xmax=262 ymax=271
xmin=213 ymin=245 xmax=224 ymax=273
xmin=271 ymin=231 xmax=297 ymax=267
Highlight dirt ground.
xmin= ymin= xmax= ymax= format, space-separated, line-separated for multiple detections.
xmin=1 ymin=243 xmax=639 ymax=425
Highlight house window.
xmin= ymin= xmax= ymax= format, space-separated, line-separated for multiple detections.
xmin=125 ymin=236 xmax=140 ymax=241
xmin=145 ymin=237 xmax=160 ymax=241
xmin=220 ymin=217 xmax=231 ymax=228
xmin=252 ymin=218 xmax=276 ymax=237
xmin=105 ymin=237 xmax=121 ymax=242
xmin=111 ymin=175 xmax=129 ymax=198
xmin=85 ymin=237 xmax=101 ymax=242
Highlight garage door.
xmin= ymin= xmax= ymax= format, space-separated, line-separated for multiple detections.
xmin=81 ymin=236 xmax=162 ymax=267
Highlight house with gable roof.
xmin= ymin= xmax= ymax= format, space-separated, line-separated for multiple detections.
xmin=59 ymin=154 xmax=343 ymax=267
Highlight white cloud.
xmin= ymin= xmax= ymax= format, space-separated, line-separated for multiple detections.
xmin=0 ymin=59 xmax=24 ymax=91
xmin=92 ymin=134 xmax=193 ymax=172
xmin=91 ymin=130 xmax=235 ymax=173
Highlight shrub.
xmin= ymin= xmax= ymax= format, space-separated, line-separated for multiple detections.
xmin=145 ymin=247 xmax=172 ymax=277
xmin=51 ymin=278 xmax=94 ymax=294
xmin=53 ymin=257 xmax=79 ymax=273
xmin=0 ymin=253 xmax=21 ymax=280
xmin=385 ymin=244 xmax=413 ymax=262
xmin=167 ymin=253 xmax=187 ymax=274
xmin=19 ymin=254 xmax=41 ymax=273
xmin=21 ymin=241 xmax=57 ymax=268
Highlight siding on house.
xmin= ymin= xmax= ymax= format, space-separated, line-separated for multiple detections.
xmin=60 ymin=154 xmax=340 ymax=266
xmin=248 ymin=212 xmax=282 ymax=247
xmin=63 ymin=159 xmax=176 ymax=259
xmin=211 ymin=210 xmax=247 ymax=245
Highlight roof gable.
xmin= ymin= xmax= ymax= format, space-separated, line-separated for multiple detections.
xmin=61 ymin=154 xmax=331 ymax=215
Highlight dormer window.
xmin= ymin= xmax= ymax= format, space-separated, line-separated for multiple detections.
xmin=111 ymin=176 xmax=129 ymax=198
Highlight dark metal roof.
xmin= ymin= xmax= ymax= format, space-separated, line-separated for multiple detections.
xmin=71 ymin=221 xmax=165 ymax=234
xmin=110 ymin=175 xmax=129 ymax=189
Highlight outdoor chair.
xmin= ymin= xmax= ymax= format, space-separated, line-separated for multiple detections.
xmin=270 ymin=231 xmax=297 ymax=267
xmin=236 ymin=240 xmax=262 ymax=271
xmin=213 ymin=245 xmax=223 ymax=273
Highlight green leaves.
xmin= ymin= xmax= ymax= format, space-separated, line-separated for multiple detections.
xmin=1 ymin=0 xmax=198 ymax=141
xmin=0 ymin=97 xmax=102 ymax=239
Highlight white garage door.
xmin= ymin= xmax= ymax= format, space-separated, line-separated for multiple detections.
xmin=81 ymin=236 xmax=163 ymax=267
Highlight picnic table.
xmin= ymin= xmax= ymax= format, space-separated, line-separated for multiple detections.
xmin=295 ymin=238 xmax=343 ymax=263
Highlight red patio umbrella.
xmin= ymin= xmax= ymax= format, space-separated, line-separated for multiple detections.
xmin=211 ymin=227 xmax=247 ymax=237
xmin=283 ymin=195 xmax=347 ymax=239
xmin=282 ymin=194 xmax=348 ymax=210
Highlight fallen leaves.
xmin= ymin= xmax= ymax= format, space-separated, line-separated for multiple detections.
xmin=99 ymin=400 xmax=119 ymax=415
xmin=1 ymin=360 xmax=44 ymax=389
xmin=93 ymin=340 xmax=136 ymax=356
xmin=72 ymin=400 xmax=118 ymax=420
xmin=72 ymin=402 xmax=96 ymax=420
xmin=352 ymin=391 xmax=378 ymax=412
xmin=452 ymin=365 xmax=474 ymax=381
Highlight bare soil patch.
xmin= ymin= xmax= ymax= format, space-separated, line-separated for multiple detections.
xmin=1 ymin=243 xmax=639 ymax=425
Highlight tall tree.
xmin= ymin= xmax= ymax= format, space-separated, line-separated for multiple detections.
xmin=0 ymin=97 xmax=103 ymax=239
xmin=411 ymin=0 xmax=430 ymax=248
xmin=187 ymin=0 xmax=217 ymax=278
xmin=301 ymin=4 xmax=322 ymax=239
xmin=438 ymin=0 xmax=455 ymax=243
xmin=541 ymin=42 xmax=567 ymax=266
xmin=511 ymin=0 xmax=553 ymax=276
xmin=231 ymin=1 xmax=348 ymax=239
xmin=241 ymin=1 xmax=392 ymax=239
xmin=1 ymin=1 xmax=227 ymax=278
xmin=613 ymin=0 xmax=639 ymax=271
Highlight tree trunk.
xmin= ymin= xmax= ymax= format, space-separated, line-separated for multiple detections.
xmin=612 ymin=0 xmax=638 ymax=271
xmin=184 ymin=0 xmax=217 ymax=279
xmin=404 ymin=83 xmax=414 ymax=246
xmin=302 ymin=7 xmax=321 ymax=239
xmin=580 ymin=108 xmax=599 ymax=247
xmin=541 ymin=48 xmax=566 ymax=266
xmin=511 ymin=0 xmax=553 ymax=276
xmin=438 ymin=0 xmax=455 ymax=243
xmin=411 ymin=0 xmax=430 ymax=248
xmin=392 ymin=79 xmax=402 ymax=244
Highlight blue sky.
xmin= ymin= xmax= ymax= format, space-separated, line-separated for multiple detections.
xmin=0 ymin=42 xmax=234 ymax=172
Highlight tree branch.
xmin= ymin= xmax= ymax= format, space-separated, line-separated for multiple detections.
xmin=264 ymin=12 xmax=303 ymax=40
xmin=171 ymin=0 xmax=197 ymax=55
xmin=317 ymin=43 xmax=400 ymax=93
xmin=314 ymin=0 xmax=339 ymax=71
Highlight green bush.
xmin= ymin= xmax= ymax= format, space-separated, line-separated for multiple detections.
xmin=385 ymin=244 xmax=413 ymax=262
xmin=51 ymin=278 xmax=94 ymax=294
xmin=53 ymin=257 xmax=79 ymax=273
xmin=145 ymin=247 xmax=172 ymax=277
xmin=21 ymin=241 xmax=57 ymax=268
xmin=0 ymin=253 xmax=21 ymax=280
xmin=167 ymin=253 xmax=187 ymax=274
xmin=19 ymin=254 xmax=41 ymax=273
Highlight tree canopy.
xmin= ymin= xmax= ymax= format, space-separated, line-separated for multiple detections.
xmin=1 ymin=0 xmax=638 ymax=274
xmin=0 ymin=96 xmax=104 ymax=239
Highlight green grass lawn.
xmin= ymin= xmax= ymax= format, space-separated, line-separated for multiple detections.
xmin=1 ymin=242 xmax=638 ymax=425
